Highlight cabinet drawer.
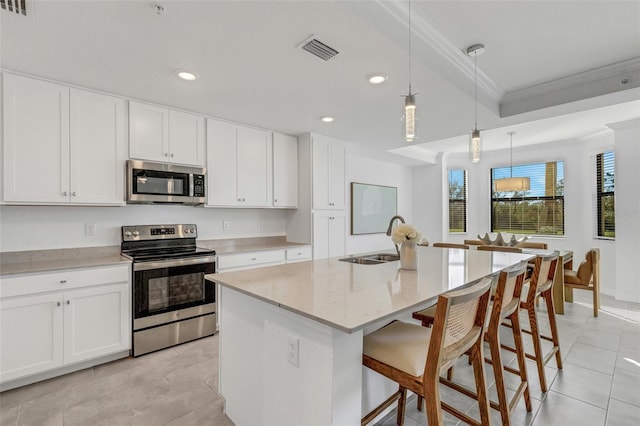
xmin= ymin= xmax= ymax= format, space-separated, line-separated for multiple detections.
xmin=1 ymin=264 xmax=130 ymax=299
xmin=285 ymin=247 xmax=312 ymax=263
xmin=217 ymin=250 xmax=285 ymax=271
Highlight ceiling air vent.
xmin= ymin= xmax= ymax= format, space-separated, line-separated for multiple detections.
xmin=300 ymin=36 xmax=339 ymax=62
xmin=1 ymin=0 xmax=27 ymax=16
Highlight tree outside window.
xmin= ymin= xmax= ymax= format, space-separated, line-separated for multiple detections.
xmin=448 ymin=169 xmax=466 ymax=233
xmin=596 ymin=151 xmax=615 ymax=238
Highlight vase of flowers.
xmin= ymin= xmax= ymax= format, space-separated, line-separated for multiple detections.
xmin=391 ymin=224 xmax=421 ymax=270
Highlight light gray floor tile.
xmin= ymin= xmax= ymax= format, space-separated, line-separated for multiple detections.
xmin=565 ymin=342 xmax=618 ymax=375
xmin=550 ymin=363 xmax=613 ymax=408
xmin=576 ymin=327 xmax=622 ymax=352
xmin=606 ymin=398 xmax=640 ymax=426
xmin=534 ymin=391 xmax=606 ymax=425
xmin=610 ymin=368 xmax=640 ymax=408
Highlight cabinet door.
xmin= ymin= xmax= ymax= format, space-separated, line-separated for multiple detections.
xmin=206 ymin=118 xmax=239 ymax=206
xmin=169 ymin=110 xmax=205 ymax=166
xmin=328 ymin=215 xmax=346 ymax=258
xmin=312 ymin=215 xmax=330 ymax=260
xmin=237 ymin=126 xmax=272 ymax=207
xmin=273 ymin=132 xmax=298 ymax=208
xmin=0 ymin=293 xmax=64 ymax=383
xmin=312 ymin=136 xmax=330 ymax=209
xmin=63 ymin=283 xmax=130 ymax=364
xmin=69 ymin=89 xmax=127 ymax=205
xmin=3 ymin=73 xmax=70 ymax=203
xmin=328 ymin=143 xmax=346 ymax=210
xmin=129 ymin=101 xmax=169 ymax=162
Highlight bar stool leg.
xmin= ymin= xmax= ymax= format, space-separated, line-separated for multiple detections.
xmin=527 ymin=304 xmax=549 ymax=392
xmin=511 ymin=309 xmax=532 ymax=412
xmin=543 ymin=289 xmax=563 ymax=369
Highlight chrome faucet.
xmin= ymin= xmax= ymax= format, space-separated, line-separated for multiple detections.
xmin=386 ymin=215 xmax=406 ymax=255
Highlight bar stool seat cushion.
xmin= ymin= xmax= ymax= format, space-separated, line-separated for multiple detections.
xmin=363 ymin=321 xmax=431 ymax=376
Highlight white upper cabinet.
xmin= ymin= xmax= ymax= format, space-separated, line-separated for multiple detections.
xmin=272 ymin=132 xmax=298 ymax=208
xmin=129 ymin=101 xmax=204 ymax=167
xmin=312 ymin=134 xmax=345 ymax=210
xmin=2 ymin=73 xmax=126 ymax=205
xmin=206 ymin=118 xmax=273 ymax=207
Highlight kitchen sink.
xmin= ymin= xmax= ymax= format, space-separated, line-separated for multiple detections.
xmin=339 ymin=253 xmax=400 ymax=265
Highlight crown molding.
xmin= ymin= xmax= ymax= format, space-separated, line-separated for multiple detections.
xmin=376 ymin=0 xmax=504 ymax=103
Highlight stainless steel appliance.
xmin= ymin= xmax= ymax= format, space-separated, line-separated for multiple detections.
xmin=121 ymin=224 xmax=216 ymax=357
xmin=126 ymin=160 xmax=206 ymax=205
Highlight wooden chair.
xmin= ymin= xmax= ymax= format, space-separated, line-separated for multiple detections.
xmin=464 ymin=239 xmax=486 ymax=246
xmin=362 ymin=277 xmax=493 ymax=426
xmin=412 ymin=263 xmax=532 ymax=425
xmin=433 ymin=242 xmax=469 ymax=249
xmin=477 ymin=245 xmax=523 ymax=253
xmin=516 ymin=241 xmax=548 ymax=249
xmin=564 ymin=248 xmax=600 ymax=317
xmin=502 ymin=251 xmax=562 ymax=392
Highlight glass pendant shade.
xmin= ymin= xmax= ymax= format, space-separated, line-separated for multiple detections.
xmin=494 ymin=177 xmax=530 ymax=192
xmin=469 ymin=128 xmax=481 ymax=163
xmin=403 ymin=93 xmax=417 ymax=142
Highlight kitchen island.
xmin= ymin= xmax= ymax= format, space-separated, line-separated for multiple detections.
xmin=208 ymin=247 xmax=531 ymax=425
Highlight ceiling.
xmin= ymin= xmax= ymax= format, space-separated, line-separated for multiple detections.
xmin=2 ymin=0 xmax=639 ymax=165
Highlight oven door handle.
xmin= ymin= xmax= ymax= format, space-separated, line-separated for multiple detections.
xmin=133 ymin=256 xmax=216 ymax=271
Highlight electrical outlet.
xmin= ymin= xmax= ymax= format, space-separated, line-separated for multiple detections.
xmin=223 ymin=221 xmax=230 ymax=231
xmin=84 ymin=223 xmax=96 ymax=237
xmin=287 ymin=335 xmax=299 ymax=367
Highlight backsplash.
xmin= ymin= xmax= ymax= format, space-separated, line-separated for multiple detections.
xmin=0 ymin=204 xmax=287 ymax=252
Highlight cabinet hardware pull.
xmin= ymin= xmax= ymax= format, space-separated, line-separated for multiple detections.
xmin=57 ymin=302 xmax=61 ymax=307
xmin=72 ymin=192 xmax=77 ymax=197
xmin=251 ymin=257 xmax=257 ymax=261
xmin=238 ymin=198 xmax=242 ymax=201
xmin=274 ymin=199 xmax=278 ymax=202
xmin=66 ymin=300 xmax=70 ymax=305
xmin=60 ymin=280 xmax=67 ymax=284
xmin=170 ymin=153 xmax=174 ymax=158
xmin=164 ymin=153 xmax=169 ymax=157
xmin=63 ymin=191 xmax=68 ymax=196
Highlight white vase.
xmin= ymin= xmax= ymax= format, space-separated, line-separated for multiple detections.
xmin=400 ymin=240 xmax=417 ymax=270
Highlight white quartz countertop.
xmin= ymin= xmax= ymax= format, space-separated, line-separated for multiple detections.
xmin=208 ymin=247 xmax=532 ymax=333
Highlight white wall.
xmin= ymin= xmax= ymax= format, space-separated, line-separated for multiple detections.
xmin=0 ymin=204 xmax=287 ymax=252
xmin=345 ymin=153 xmax=413 ymax=255
xmin=412 ymin=131 xmax=622 ymax=297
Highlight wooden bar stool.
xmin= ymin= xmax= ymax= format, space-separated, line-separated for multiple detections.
xmin=362 ymin=277 xmax=493 ymax=426
xmin=502 ymin=251 xmax=562 ymax=392
xmin=412 ymin=263 xmax=532 ymax=425
xmin=433 ymin=242 xmax=470 ymax=249
xmin=477 ymin=245 xmax=523 ymax=253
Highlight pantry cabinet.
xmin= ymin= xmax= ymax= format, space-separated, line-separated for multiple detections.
xmin=0 ymin=265 xmax=131 ymax=385
xmin=312 ymin=134 xmax=345 ymax=210
xmin=206 ymin=118 xmax=273 ymax=207
xmin=272 ymin=132 xmax=298 ymax=208
xmin=2 ymin=73 xmax=127 ymax=205
xmin=129 ymin=101 xmax=205 ymax=167
xmin=312 ymin=213 xmax=346 ymax=260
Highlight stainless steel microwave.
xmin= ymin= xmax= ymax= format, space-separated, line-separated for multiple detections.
xmin=126 ymin=160 xmax=206 ymax=205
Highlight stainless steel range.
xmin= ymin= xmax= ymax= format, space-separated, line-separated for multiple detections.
xmin=121 ymin=224 xmax=216 ymax=357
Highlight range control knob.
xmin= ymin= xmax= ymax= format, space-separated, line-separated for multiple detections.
xmin=132 ymin=231 xmax=140 ymax=237
xmin=124 ymin=231 xmax=132 ymax=237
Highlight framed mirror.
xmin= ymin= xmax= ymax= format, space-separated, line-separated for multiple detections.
xmin=350 ymin=182 xmax=397 ymax=235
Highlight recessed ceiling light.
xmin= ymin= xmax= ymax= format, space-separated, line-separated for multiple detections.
xmin=321 ymin=116 xmax=334 ymax=123
xmin=367 ymin=73 xmax=388 ymax=85
xmin=175 ymin=70 xmax=198 ymax=81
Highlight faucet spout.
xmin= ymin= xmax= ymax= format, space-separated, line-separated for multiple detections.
xmin=386 ymin=215 xmax=406 ymax=236
xmin=386 ymin=215 xmax=406 ymax=256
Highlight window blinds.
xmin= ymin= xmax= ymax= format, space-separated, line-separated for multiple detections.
xmin=448 ymin=169 xmax=467 ymax=233
xmin=491 ymin=161 xmax=564 ymax=236
xmin=595 ymin=151 xmax=615 ymax=238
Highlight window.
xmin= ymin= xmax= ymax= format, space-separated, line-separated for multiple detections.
xmin=596 ymin=151 xmax=615 ymax=238
xmin=491 ymin=161 xmax=564 ymax=236
xmin=448 ymin=169 xmax=467 ymax=233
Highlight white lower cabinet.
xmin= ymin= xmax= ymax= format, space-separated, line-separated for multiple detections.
xmin=313 ymin=213 xmax=346 ymax=260
xmin=217 ymin=249 xmax=286 ymax=272
xmin=0 ymin=265 xmax=131 ymax=385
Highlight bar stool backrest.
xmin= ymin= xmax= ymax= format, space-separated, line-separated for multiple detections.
xmin=525 ymin=251 xmax=559 ymax=302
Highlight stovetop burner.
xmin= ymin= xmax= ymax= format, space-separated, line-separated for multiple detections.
xmin=120 ymin=224 xmax=215 ymax=262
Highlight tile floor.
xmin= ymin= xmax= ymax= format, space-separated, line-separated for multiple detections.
xmin=1 ymin=291 xmax=638 ymax=425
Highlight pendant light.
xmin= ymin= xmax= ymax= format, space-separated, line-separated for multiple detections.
xmin=494 ymin=132 xmax=531 ymax=192
xmin=467 ymin=43 xmax=484 ymax=163
xmin=402 ymin=0 xmax=418 ymax=142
